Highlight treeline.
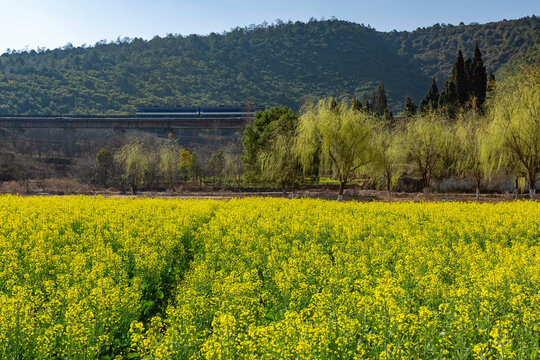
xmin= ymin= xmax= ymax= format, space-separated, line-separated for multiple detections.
xmin=0 ymin=16 xmax=537 ymax=115
xmin=243 ymin=64 xmax=540 ymax=200
xmin=92 ymin=136 xmax=243 ymax=194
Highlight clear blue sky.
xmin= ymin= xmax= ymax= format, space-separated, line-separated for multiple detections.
xmin=1 ymin=0 xmax=538 ymax=53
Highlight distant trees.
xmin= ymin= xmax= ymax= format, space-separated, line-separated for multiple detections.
xmin=114 ymin=137 xmax=151 ymax=194
xmin=178 ymin=149 xmax=194 ymax=182
xmin=111 ymin=134 xmax=195 ymax=194
xmin=95 ymin=148 xmax=114 ymax=187
xmin=159 ymin=136 xmax=182 ymax=193
xmin=207 ymin=150 xmax=225 ymax=185
xmin=433 ymin=44 xmax=488 ymax=116
xmin=403 ymin=96 xmax=417 ymax=117
xmin=0 ymin=18 xmax=536 ymax=116
xmin=419 ymin=78 xmax=439 ymax=113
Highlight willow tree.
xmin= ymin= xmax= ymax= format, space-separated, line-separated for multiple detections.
xmin=485 ymin=65 xmax=540 ymax=199
xmin=178 ymin=149 xmax=194 ymax=182
xmin=297 ymin=98 xmax=376 ymax=201
xmin=256 ymin=107 xmax=301 ymax=194
xmin=455 ymin=114 xmax=488 ymax=200
xmin=403 ymin=113 xmax=455 ymax=196
xmin=369 ymin=127 xmax=405 ymax=197
xmin=259 ymin=129 xmax=299 ymax=194
xmin=114 ymin=137 xmax=151 ymax=194
xmin=158 ymin=136 xmax=181 ymax=193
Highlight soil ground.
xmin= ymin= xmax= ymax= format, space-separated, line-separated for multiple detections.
xmin=0 ymin=179 xmax=533 ymax=202
xmin=99 ymin=188 xmax=528 ymax=203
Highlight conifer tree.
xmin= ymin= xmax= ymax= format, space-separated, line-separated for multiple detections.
xmin=487 ymin=71 xmax=496 ymax=96
xmin=375 ymin=83 xmax=388 ymax=116
xmin=419 ymin=78 xmax=439 ymax=113
xmin=363 ymin=93 xmax=370 ymax=111
xmin=472 ymin=43 xmax=487 ymax=106
xmin=464 ymin=57 xmax=474 ymax=99
xmin=404 ymin=96 xmax=417 ymax=117
xmin=371 ymin=91 xmax=377 ymax=114
xmin=450 ymin=50 xmax=468 ymax=105
xmin=351 ymin=97 xmax=363 ymax=112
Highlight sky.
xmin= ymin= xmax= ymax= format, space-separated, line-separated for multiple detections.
xmin=0 ymin=0 xmax=538 ymax=54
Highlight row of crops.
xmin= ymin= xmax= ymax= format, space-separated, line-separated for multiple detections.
xmin=0 ymin=196 xmax=538 ymax=359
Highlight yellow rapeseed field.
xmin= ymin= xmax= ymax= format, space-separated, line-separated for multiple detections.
xmin=0 ymin=196 xmax=538 ymax=359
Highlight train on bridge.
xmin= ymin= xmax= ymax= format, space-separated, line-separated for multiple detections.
xmin=135 ymin=106 xmax=264 ymax=118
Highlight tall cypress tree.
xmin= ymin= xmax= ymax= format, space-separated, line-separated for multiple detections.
xmin=450 ymin=50 xmax=468 ymax=105
xmin=419 ymin=77 xmax=440 ymax=113
xmin=375 ymin=83 xmax=388 ymax=116
xmin=371 ymin=91 xmax=377 ymax=115
xmin=472 ymin=43 xmax=487 ymax=106
xmin=439 ymin=80 xmax=458 ymax=117
xmin=464 ymin=57 xmax=474 ymax=99
xmin=403 ymin=96 xmax=417 ymax=117
xmin=362 ymin=93 xmax=370 ymax=111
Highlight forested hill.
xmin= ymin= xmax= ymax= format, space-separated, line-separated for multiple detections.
xmin=0 ymin=16 xmax=538 ymax=115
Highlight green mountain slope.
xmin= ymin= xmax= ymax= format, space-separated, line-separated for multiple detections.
xmin=0 ymin=16 xmax=537 ymax=115
xmin=384 ymin=16 xmax=540 ymax=82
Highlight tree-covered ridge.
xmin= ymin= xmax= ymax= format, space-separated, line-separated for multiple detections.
xmin=385 ymin=16 xmax=540 ymax=82
xmin=0 ymin=16 xmax=537 ymax=115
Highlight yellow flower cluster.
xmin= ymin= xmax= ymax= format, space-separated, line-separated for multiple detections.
xmin=133 ymin=199 xmax=540 ymax=360
xmin=0 ymin=196 xmax=538 ymax=359
xmin=0 ymin=195 xmax=217 ymax=359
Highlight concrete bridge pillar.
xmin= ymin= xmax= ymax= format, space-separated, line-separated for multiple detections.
xmin=64 ymin=127 xmax=74 ymax=158
xmin=14 ymin=127 xmax=27 ymax=153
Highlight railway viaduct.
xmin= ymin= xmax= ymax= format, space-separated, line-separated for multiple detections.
xmin=0 ymin=115 xmax=252 ymax=157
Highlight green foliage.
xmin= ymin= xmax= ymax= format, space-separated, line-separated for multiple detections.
xmin=472 ymin=43 xmax=488 ymax=107
xmin=403 ymin=96 xmax=417 ymax=117
xmin=241 ymin=106 xmax=298 ymax=183
xmin=483 ymin=65 xmax=540 ymax=199
xmin=114 ymin=136 xmax=152 ymax=194
xmin=419 ymin=78 xmax=439 ymax=113
xmin=207 ymin=150 xmax=225 ymax=184
xmin=158 ymin=136 xmax=181 ymax=192
xmin=95 ymin=148 xmax=114 ymax=187
xmin=369 ymin=128 xmax=405 ymax=194
xmin=402 ymin=113 xmax=456 ymax=193
xmin=487 ymin=71 xmax=496 ymax=97
xmin=351 ymin=97 xmax=362 ymax=112
xmin=374 ymin=83 xmax=388 ymax=116
xmin=384 ymin=16 xmax=539 ymax=83
xmin=297 ymin=98 xmax=376 ymax=199
xmin=454 ymin=114 xmax=488 ymax=198
xmin=257 ymin=109 xmax=304 ymax=191
xmin=0 ymin=17 xmax=536 ymax=115
xmin=178 ymin=149 xmax=194 ymax=181
xmin=446 ymin=50 xmax=468 ymax=106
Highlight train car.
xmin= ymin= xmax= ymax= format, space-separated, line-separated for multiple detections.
xmin=199 ymin=106 xmax=263 ymax=118
xmin=135 ymin=107 xmax=200 ymax=118
xmin=135 ymin=106 xmax=264 ymax=118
